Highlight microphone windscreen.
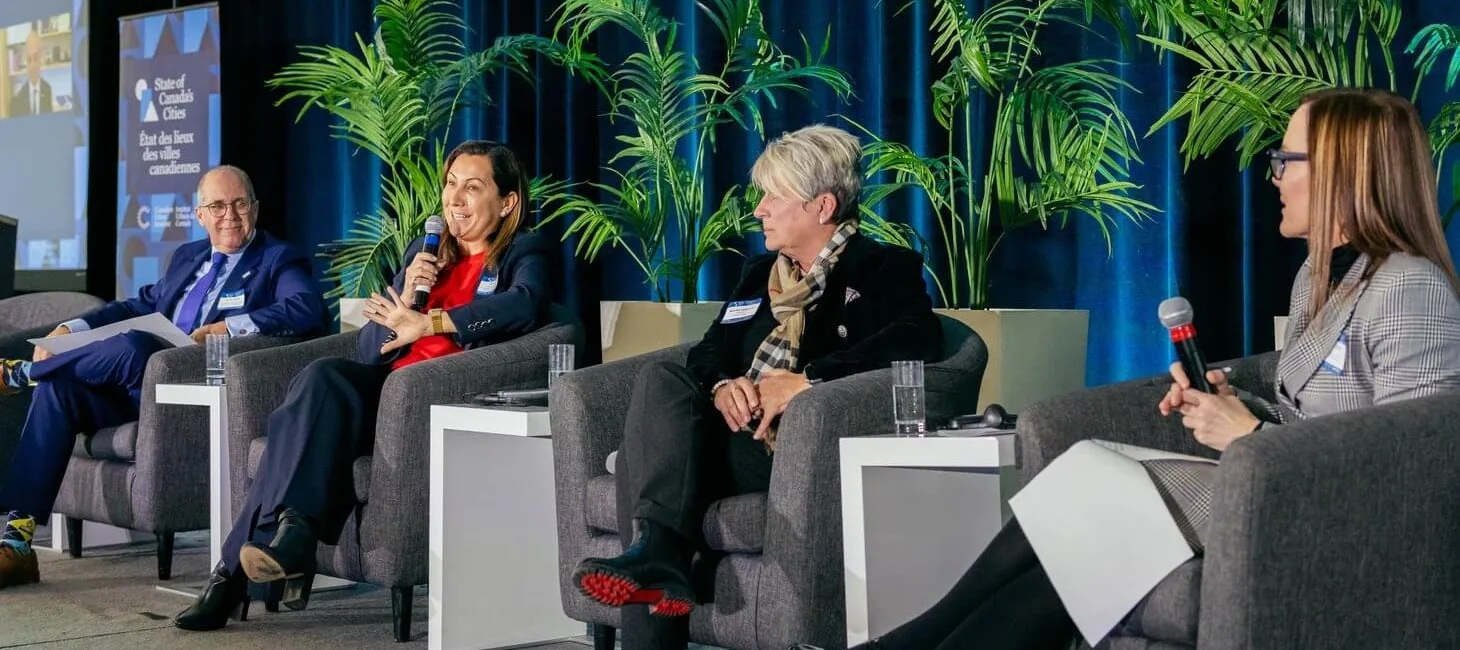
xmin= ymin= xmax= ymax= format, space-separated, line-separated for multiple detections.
xmin=424 ymin=215 xmax=445 ymax=235
xmin=1158 ymin=296 xmax=1194 ymax=329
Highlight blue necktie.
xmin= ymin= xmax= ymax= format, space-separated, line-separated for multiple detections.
xmin=175 ymin=251 xmax=228 ymax=334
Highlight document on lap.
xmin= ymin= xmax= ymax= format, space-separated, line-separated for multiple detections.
xmin=1008 ymin=440 xmax=1217 ymax=647
xmin=29 ymin=312 xmax=196 ymax=355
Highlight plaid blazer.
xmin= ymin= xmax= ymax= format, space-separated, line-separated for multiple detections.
xmin=1243 ymin=252 xmax=1460 ymax=423
xmin=1152 ymin=252 xmax=1460 ymax=554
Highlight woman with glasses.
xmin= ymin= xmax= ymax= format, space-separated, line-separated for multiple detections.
xmin=173 ymin=140 xmax=556 ymax=632
xmin=794 ymin=88 xmax=1460 ymax=650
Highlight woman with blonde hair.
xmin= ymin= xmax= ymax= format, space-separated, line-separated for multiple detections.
xmin=797 ymin=88 xmax=1460 ymax=650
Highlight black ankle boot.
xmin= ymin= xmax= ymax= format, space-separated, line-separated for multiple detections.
xmin=572 ymin=518 xmax=695 ymax=617
xmin=174 ymin=562 xmax=249 ymax=631
xmin=239 ymin=507 xmax=318 ymax=594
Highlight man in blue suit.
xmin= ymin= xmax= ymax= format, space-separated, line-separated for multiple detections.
xmin=0 ymin=165 xmax=325 ymax=588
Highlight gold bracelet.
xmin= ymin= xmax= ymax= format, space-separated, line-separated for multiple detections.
xmin=429 ymin=309 xmax=445 ymax=335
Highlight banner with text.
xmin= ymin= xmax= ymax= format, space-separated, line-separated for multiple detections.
xmin=116 ymin=4 xmax=219 ymax=299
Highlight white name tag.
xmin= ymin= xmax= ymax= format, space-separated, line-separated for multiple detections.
xmin=721 ymin=299 xmax=762 ymax=324
xmin=218 ymin=290 xmax=246 ymax=310
xmin=476 ymin=275 xmax=498 ymax=296
xmin=1320 ymin=333 xmax=1348 ymax=374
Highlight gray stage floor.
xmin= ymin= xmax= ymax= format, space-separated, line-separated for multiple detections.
xmin=0 ymin=532 xmax=597 ymax=650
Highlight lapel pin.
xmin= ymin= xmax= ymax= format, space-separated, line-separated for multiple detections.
xmin=837 ymin=324 xmax=848 ymax=339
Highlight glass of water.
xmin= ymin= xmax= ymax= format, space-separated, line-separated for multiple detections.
xmin=549 ymin=343 xmax=575 ymax=391
xmin=205 ymin=333 xmax=229 ymax=386
xmin=892 ymin=360 xmax=925 ymax=435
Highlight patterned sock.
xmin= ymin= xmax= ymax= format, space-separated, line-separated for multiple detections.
xmin=1 ymin=359 xmax=33 ymax=390
xmin=2 ymin=511 xmax=36 ymax=554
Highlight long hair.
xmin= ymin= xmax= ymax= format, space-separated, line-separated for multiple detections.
xmin=1301 ymin=87 xmax=1459 ymax=320
xmin=436 ymin=140 xmax=530 ymax=271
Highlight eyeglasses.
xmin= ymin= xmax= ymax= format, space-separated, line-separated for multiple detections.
xmin=1266 ymin=149 xmax=1308 ymax=181
xmin=200 ymin=199 xmax=256 ymax=218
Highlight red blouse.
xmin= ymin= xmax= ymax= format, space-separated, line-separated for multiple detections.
xmin=391 ymin=252 xmax=488 ymax=370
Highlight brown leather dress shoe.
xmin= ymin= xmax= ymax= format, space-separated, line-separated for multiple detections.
xmin=0 ymin=546 xmax=39 ymax=588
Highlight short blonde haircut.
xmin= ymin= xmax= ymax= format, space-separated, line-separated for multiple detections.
xmin=750 ymin=124 xmax=862 ymax=223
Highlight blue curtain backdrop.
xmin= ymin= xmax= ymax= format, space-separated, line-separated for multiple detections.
xmin=185 ymin=0 xmax=1460 ymax=384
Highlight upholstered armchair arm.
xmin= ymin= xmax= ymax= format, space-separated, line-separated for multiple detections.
xmin=361 ymin=319 xmax=583 ymax=588
xmin=550 ymin=343 xmax=693 ymax=615
xmin=753 ymin=361 xmax=976 ymax=649
xmin=132 ymin=335 xmax=307 ymax=530
xmin=226 ymin=332 xmax=362 ymax=513
xmin=1017 ymin=353 xmax=1278 ymax=483
xmin=1198 ymin=390 xmax=1460 ymax=650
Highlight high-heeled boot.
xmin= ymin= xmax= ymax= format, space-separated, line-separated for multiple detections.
xmin=239 ymin=507 xmax=318 ymax=610
xmin=572 ymin=518 xmax=695 ymax=617
xmin=173 ymin=562 xmax=250 ymax=631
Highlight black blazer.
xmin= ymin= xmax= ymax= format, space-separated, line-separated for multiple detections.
xmin=686 ymin=232 xmax=943 ymax=391
xmin=357 ymin=231 xmax=555 ymax=365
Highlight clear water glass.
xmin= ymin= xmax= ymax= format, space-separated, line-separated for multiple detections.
xmin=205 ymin=333 xmax=229 ymax=386
xmin=549 ymin=343 xmax=575 ymax=391
xmin=892 ymin=360 xmax=926 ymax=435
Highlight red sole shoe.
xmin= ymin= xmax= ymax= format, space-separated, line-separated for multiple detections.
xmin=577 ymin=570 xmax=694 ymax=617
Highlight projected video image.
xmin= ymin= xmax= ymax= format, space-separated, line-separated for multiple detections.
xmin=3 ymin=14 xmax=73 ymax=118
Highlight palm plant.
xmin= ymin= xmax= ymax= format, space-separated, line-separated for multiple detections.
xmin=856 ymin=0 xmax=1159 ymax=310
xmin=267 ymin=0 xmax=603 ymax=307
xmin=1135 ymin=0 xmax=1460 ymax=221
xmin=538 ymin=0 xmax=853 ymax=303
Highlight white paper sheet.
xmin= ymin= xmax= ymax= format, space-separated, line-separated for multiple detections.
xmin=29 ymin=312 xmax=195 ymax=355
xmin=1008 ymin=440 xmax=1209 ymax=647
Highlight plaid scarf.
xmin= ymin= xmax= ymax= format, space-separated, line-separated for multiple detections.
xmin=747 ymin=222 xmax=858 ymax=450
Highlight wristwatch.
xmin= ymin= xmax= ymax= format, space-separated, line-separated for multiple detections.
xmin=429 ymin=308 xmax=445 ymax=335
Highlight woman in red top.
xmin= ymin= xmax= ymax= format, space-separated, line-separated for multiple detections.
xmin=176 ymin=140 xmax=555 ymax=632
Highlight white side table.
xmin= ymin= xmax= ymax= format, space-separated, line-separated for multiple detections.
xmin=154 ymin=382 xmax=353 ymax=597
xmin=840 ymin=433 xmax=1020 ymax=646
xmin=428 ymin=404 xmax=580 ymax=650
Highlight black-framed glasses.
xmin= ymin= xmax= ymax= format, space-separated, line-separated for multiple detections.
xmin=1266 ymin=149 xmax=1308 ymax=181
xmin=200 ymin=198 xmax=256 ymax=218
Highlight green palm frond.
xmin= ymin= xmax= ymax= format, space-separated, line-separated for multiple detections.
xmin=1408 ymin=24 xmax=1460 ymax=96
xmin=543 ymin=0 xmax=851 ymax=302
xmin=1143 ymin=0 xmax=1400 ymax=168
xmin=373 ymin=0 xmax=467 ymax=75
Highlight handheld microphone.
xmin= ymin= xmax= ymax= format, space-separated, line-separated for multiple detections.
xmin=412 ymin=216 xmax=445 ymax=311
xmin=1158 ymin=296 xmax=1215 ymax=393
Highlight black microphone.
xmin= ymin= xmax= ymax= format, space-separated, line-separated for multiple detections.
xmin=412 ymin=216 xmax=444 ymax=311
xmin=1158 ymin=296 xmax=1215 ymax=393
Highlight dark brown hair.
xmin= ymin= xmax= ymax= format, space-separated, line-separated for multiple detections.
xmin=1300 ymin=87 xmax=1459 ymax=318
xmin=437 ymin=140 xmax=530 ymax=271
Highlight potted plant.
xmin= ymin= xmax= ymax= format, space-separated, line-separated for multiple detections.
xmin=267 ymin=0 xmax=602 ymax=329
xmin=1131 ymin=0 xmax=1460 ymax=349
xmin=537 ymin=0 xmax=853 ymax=361
xmin=854 ymin=0 xmax=1160 ymax=412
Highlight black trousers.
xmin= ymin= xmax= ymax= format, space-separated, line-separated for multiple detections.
xmin=862 ymin=520 xmax=1075 ymax=650
xmin=614 ymin=360 xmax=774 ymax=650
xmin=219 ymin=357 xmax=391 ymax=571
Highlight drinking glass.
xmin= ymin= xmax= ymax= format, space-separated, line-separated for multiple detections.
xmin=205 ymin=333 xmax=229 ymax=386
xmin=549 ymin=344 xmax=576 ymax=391
xmin=892 ymin=360 xmax=925 ymax=435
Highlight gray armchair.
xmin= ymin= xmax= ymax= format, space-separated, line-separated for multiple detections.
xmin=552 ymin=315 xmax=989 ymax=650
xmin=1019 ymin=351 xmax=1460 ymax=649
xmin=0 ymin=292 xmax=105 ymax=469
xmin=51 ymin=335 xmax=306 ymax=581
xmin=227 ymin=304 xmax=583 ymax=642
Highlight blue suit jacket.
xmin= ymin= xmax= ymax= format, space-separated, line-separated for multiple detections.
xmin=81 ymin=232 xmax=326 ymax=337
xmin=357 ymin=231 xmax=555 ymax=365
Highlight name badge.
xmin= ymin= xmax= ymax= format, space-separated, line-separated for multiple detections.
xmin=476 ymin=273 xmax=499 ymax=296
xmin=721 ymin=299 xmax=762 ymax=324
xmin=218 ymin=290 xmax=246 ymax=310
xmin=1320 ymin=333 xmax=1348 ymax=374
